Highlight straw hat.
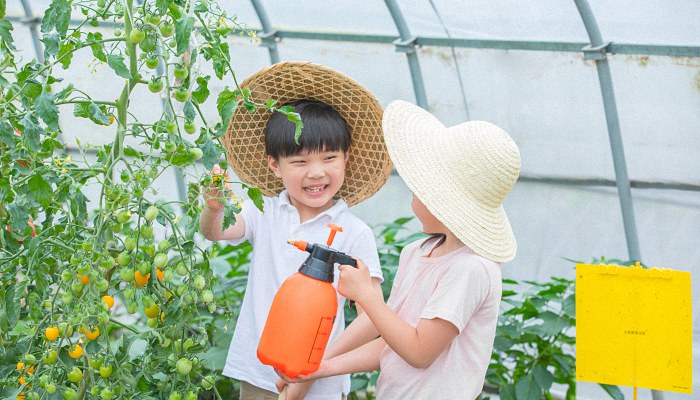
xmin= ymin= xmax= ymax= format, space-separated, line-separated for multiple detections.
xmin=382 ymin=100 xmax=521 ymax=263
xmin=223 ymin=62 xmax=392 ymax=207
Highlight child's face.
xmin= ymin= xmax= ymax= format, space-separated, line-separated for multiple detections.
xmin=411 ymin=194 xmax=446 ymax=234
xmin=267 ymin=149 xmax=349 ymax=218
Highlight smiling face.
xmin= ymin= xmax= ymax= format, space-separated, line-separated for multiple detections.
xmin=268 ymin=149 xmax=349 ymax=221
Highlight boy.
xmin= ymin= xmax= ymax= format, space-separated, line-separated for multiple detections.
xmin=199 ymin=62 xmax=392 ymax=400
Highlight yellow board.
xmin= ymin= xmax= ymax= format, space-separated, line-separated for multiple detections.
xmin=576 ymin=263 xmax=692 ymax=394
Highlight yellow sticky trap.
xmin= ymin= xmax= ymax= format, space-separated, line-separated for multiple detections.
xmin=576 ymin=263 xmax=692 ymax=394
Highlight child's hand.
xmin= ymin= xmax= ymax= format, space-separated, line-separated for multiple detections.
xmin=338 ymin=258 xmax=374 ymax=305
xmin=274 ymin=381 xmax=313 ymax=400
xmin=203 ymin=164 xmax=232 ymax=210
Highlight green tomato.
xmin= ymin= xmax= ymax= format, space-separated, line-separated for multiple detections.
xmin=138 ymin=261 xmax=152 ymax=276
xmin=153 ymin=253 xmax=168 ymax=268
xmin=176 ymin=262 xmax=188 ymax=276
xmin=125 ymin=237 xmax=137 ymax=251
xmin=165 ymin=120 xmax=177 ymax=135
xmin=61 ymin=270 xmax=73 ymax=282
xmin=126 ymin=301 xmax=138 ymax=314
xmin=142 ymin=243 xmax=156 ymax=257
xmin=101 ymin=387 xmax=115 ymax=400
xmin=160 ymin=23 xmax=175 ymax=37
xmin=201 ymin=375 xmax=216 ymax=390
xmin=77 ymin=262 xmax=90 ymax=275
xmin=82 ymin=242 xmax=93 ymax=252
xmin=176 ymin=358 xmax=192 ymax=375
xmin=116 ymin=210 xmax=132 ymax=224
xmin=193 ymin=275 xmax=206 ymax=290
xmin=169 ymin=392 xmax=182 ymax=400
xmin=67 ymin=366 xmax=83 ymax=383
xmin=62 ymin=388 xmax=77 ymax=400
xmin=100 ymin=364 xmax=113 ymax=378
xmin=185 ymin=391 xmax=197 ymax=400
xmin=148 ymin=77 xmax=164 ymax=93
xmin=208 ymin=302 xmax=217 ymax=313
xmin=41 ymin=349 xmax=58 ymax=365
xmin=45 ymin=382 xmax=57 ymax=394
xmin=117 ymin=252 xmax=132 ymax=267
xmin=146 ymin=56 xmax=159 ymax=69
xmin=150 ymin=14 xmax=161 ymax=24
xmin=184 ymin=120 xmax=196 ymax=134
xmin=158 ymin=239 xmax=171 ymax=252
xmin=140 ymin=225 xmax=154 ymax=239
xmin=165 ymin=140 xmax=177 ymax=154
xmin=129 ymin=28 xmax=146 ymax=44
xmin=97 ymin=0 xmax=105 ymax=7
xmin=89 ymin=355 xmax=103 ymax=369
xmin=120 ymin=267 xmax=135 ymax=283
xmin=113 ymin=28 xmax=123 ymax=37
xmin=189 ymin=147 xmax=203 ymax=161
xmin=96 ymin=278 xmax=110 ymax=292
xmin=144 ymin=205 xmax=159 ymax=222
xmin=201 ymin=289 xmax=214 ymax=304
xmin=173 ymin=64 xmax=188 ymax=80
xmin=174 ymin=87 xmax=190 ymax=103
xmin=61 ymin=292 xmax=73 ymax=304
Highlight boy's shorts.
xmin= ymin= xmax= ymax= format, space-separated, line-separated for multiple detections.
xmin=239 ymin=381 xmax=347 ymax=400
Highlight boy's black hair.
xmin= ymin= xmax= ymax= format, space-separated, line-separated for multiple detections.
xmin=265 ymin=100 xmax=351 ymax=159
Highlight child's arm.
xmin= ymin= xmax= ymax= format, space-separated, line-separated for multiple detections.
xmin=326 ymin=310 xmax=379 ymax=359
xmin=199 ymin=165 xmax=246 ymax=241
xmin=338 ymin=261 xmax=459 ymax=369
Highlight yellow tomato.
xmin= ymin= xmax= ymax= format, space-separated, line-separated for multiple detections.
xmin=45 ymin=326 xmax=59 ymax=341
xmin=85 ymin=325 xmax=100 ymax=341
xmin=102 ymin=295 xmax=115 ymax=309
xmin=68 ymin=344 xmax=83 ymax=359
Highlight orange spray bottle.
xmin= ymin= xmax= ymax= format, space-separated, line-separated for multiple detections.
xmin=257 ymin=224 xmax=357 ymax=378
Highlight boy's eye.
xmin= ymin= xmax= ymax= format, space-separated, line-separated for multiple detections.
xmin=324 ymin=155 xmax=337 ymax=161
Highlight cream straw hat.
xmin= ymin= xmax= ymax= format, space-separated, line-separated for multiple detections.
xmin=382 ymin=100 xmax=521 ymax=263
xmin=223 ymin=62 xmax=392 ymax=207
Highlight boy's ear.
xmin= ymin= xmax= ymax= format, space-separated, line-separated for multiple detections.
xmin=343 ymin=149 xmax=350 ymax=165
xmin=267 ymin=155 xmax=283 ymax=179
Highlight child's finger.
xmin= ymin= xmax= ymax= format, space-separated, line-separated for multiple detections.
xmin=275 ymin=378 xmax=287 ymax=393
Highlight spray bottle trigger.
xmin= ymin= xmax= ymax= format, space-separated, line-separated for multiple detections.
xmin=334 ymin=252 xmax=357 ymax=268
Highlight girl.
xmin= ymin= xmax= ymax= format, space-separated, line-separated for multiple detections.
xmin=276 ymin=100 xmax=521 ymax=400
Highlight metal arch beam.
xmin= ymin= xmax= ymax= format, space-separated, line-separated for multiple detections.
xmin=250 ymin=0 xmax=280 ymax=64
xmin=383 ymin=0 xmax=428 ymax=109
xmin=573 ymin=2 xmax=662 ymax=400
xmin=18 ymin=0 xmax=44 ymax=63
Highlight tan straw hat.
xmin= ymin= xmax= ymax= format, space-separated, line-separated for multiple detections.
xmin=382 ymin=100 xmax=521 ymax=263
xmin=223 ymin=61 xmax=392 ymax=207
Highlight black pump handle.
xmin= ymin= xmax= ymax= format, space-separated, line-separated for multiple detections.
xmin=334 ymin=252 xmax=358 ymax=268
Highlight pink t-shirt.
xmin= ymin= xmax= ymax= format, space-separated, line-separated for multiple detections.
xmin=376 ymin=239 xmax=502 ymax=400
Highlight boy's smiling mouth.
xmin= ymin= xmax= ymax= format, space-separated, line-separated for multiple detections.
xmin=304 ymin=185 xmax=329 ymax=194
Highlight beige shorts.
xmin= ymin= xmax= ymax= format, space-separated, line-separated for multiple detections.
xmin=239 ymin=381 xmax=347 ymax=400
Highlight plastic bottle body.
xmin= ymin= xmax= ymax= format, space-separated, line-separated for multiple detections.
xmin=257 ymin=272 xmax=338 ymax=378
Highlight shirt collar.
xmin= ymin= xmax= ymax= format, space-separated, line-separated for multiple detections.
xmin=277 ymin=190 xmax=348 ymax=221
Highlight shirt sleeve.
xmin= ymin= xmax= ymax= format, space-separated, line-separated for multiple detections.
xmin=421 ymin=258 xmax=491 ymax=333
xmin=385 ymin=240 xmax=416 ymax=309
xmin=348 ymin=225 xmax=384 ymax=283
xmin=226 ymin=198 xmax=261 ymax=246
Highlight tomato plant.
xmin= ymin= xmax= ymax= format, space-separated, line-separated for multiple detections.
xmin=0 ymin=0 xmax=302 ymax=399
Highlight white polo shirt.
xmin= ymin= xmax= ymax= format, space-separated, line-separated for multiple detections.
xmin=222 ymin=190 xmax=383 ymax=399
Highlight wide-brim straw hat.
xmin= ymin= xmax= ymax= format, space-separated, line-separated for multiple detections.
xmin=223 ymin=62 xmax=392 ymax=207
xmin=382 ymin=100 xmax=521 ymax=263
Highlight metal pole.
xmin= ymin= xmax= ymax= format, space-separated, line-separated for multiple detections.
xmin=573 ymin=2 xmax=660 ymax=400
xmin=250 ymin=0 xmax=280 ymax=64
xmin=383 ymin=0 xmax=428 ymax=109
xmin=18 ymin=0 xmax=43 ymax=63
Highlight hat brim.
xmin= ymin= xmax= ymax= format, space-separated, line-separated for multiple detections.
xmin=382 ymin=100 xmax=518 ymax=263
xmin=223 ymin=62 xmax=392 ymax=207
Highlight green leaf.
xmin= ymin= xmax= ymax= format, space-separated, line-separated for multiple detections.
xmin=183 ymin=100 xmax=196 ymax=121
xmin=87 ymin=32 xmax=107 ymax=62
xmin=41 ymin=0 xmax=71 ymax=36
xmin=57 ymin=40 xmax=74 ymax=68
xmin=514 ymin=374 xmax=540 ymax=400
xmin=70 ymin=189 xmax=88 ymax=223
xmin=6 ymin=201 xmax=29 ymax=235
xmin=192 ymin=76 xmax=210 ymax=104
xmin=28 ymin=174 xmax=53 ymax=209
xmin=73 ymin=102 xmax=111 ymax=125
xmin=123 ymin=146 xmax=143 ymax=159
xmin=562 ymin=293 xmax=575 ymax=317
xmin=0 ymin=19 xmax=16 ymax=51
xmin=155 ymin=0 xmax=168 ymax=13
xmin=175 ymin=16 xmax=195 ymax=55
xmin=532 ymin=365 xmax=554 ymax=391
xmin=0 ymin=0 xmax=5 ymax=18
xmin=42 ymin=32 xmax=60 ymax=57
xmin=499 ymin=384 xmax=516 ymax=400
xmin=129 ymin=338 xmax=148 ymax=361
xmin=222 ymin=202 xmax=238 ymax=231
xmin=19 ymin=113 xmax=43 ymax=151
xmin=286 ymin=111 xmax=303 ymax=144
xmin=0 ymin=119 xmax=14 ymax=146
xmin=523 ymin=311 xmax=570 ymax=336
xmin=36 ymin=91 xmax=59 ymax=130
xmin=216 ymin=88 xmax=238 ymax=124
xmin=107 ymin=55 xmax=131 ymax=79
xmin=247 ymin=186 xmax=264 ymax=212
xmin=599 ymin=384 xmax=624 ymax=400
xmin=199 ymin=135 xmax=219 ymax=169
